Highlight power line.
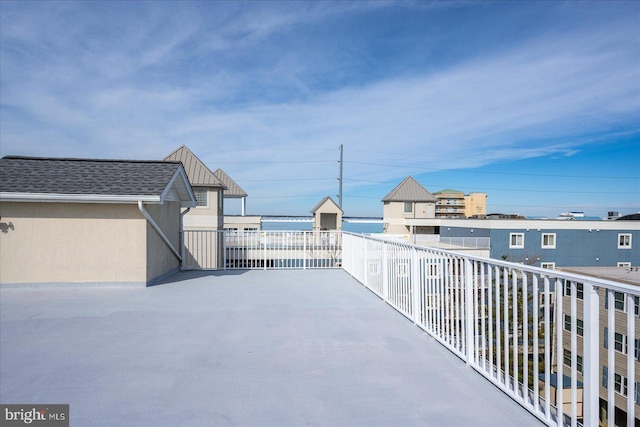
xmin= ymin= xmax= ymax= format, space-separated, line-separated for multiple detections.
xmin=344 ymin=160 xmax=638 ymax=180
xmin=214 ymin=160 xmax=335 ymax=164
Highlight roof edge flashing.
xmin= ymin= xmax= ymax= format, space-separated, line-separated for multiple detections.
xmin=0 ymin=193 xmax=162 ymax=204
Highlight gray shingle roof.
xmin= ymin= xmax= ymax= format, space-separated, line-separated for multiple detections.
xmin=0 ymin=156 xmax=183 ymax=197
xmin=382 ymin=176 xmax=437 ymax=202
xmin=164 ymin=145 xmax=225 ymax=188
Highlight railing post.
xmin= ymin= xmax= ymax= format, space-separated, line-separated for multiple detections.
xmin=583 ymin=282 xmax=600 ymax=427
xmin=464 ymin=258 xmax=475 ymax=366
xmin=412 ymin=247 xmax=420 ymax=325
xmin=263 ymin=232 xmax=267 ymax=271
xmin=222 ymin=230 xmax=227 ymax=270
xmin=382 ymin=242 xmax=388 ymax=302
xmin=303 ymin=231 xmax=307 ymax=270
xmin=363 ymin=235 xmax=368 ymax=289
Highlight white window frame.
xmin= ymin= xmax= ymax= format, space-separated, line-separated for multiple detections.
xmin=564 ymin=281 xmax=584 ymax=299
xmin=404 ymin=202 xmax=413 ymax=213
xmin=541 ymin=233 xmax=556 ymax=249
xmin=563 ymin=314 xmax=584 ymax=336
xmin=509 ymin=233 xmax=524 ymax=249
xmin=602 ymin=367 xmax=629 ymax=396
xmin=607 ymin=291 xmax=640 ymax=316
xmin=615 ymin=373 xmax=628 ymax=396
xmin=563 ymin=349 xmax=583 ymax=374
xmin=193 ymin=189 xmax=209 ymax=208
xmin=605 ymin=327 xmax=628 ymax=354
xmin=618 ymin=233 xmax=632 ymax=249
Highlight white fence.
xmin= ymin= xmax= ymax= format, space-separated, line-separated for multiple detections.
xmin=369 ymin=233 xmax=490 ymax=249
xmin=182 ymin=230 xmax=342 ymax=270
xmin=342 ymin=232 xmax=639 ymax=427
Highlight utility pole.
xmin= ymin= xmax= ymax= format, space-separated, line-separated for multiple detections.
xmin=338 ymin=144 xmax=343 ymax=210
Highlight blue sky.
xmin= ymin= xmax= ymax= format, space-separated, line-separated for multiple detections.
xmin=1 ymin=1 xmax=638 ymax=218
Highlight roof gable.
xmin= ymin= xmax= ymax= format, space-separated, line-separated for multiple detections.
xmin=382 ymin=176 xmax=437 ymax=202
xmin=311 ymin=196 xmax=343 ymax=214
xmin=0 ymin=156 xmax=196 ymax=207
xmin=164 ymin=145 xmax=225 ymax=188
xmin=213 ymin=168 xmax=247 ymax=198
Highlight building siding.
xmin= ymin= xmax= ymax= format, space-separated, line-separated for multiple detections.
xmin=441 ymin=226 xmax=639 ymax=267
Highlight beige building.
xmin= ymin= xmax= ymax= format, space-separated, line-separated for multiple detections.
xmin=464 ymin=192 xmax=487 ymax=218
xmin=311 ymin=196 xmax=343 ymax=231
xmin=432 ymin=189 xmax=487 ymax=218
xmin=556 ymin=267 xmax=640 ymax=427
xmin=0 ymin=156 xmax=195 ymax=286
xmin=382 ymin=176 xmax=437 ymax=235
xmin=164 ymin=145 xmax=226 ymax=231
xmin=164 ymin=145 xmax=257 ymax=231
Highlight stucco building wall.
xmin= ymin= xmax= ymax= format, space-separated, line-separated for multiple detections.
xmin=0 ymin=201 xmax=183 ymax=285
xmin=0 ymin=202 xmax=146 ymax=284
xmin=183 ymin=187 xmax=224 ymax=230
xmin=144 ymin=201 xmax=181 ymax=283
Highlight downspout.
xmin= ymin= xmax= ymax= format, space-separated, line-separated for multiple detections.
xmin=179 ymin=207 xmax=191 ymax=269
xmin=138 ymin=201 xmax=182 ymax=262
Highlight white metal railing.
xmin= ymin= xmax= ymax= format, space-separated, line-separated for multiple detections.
xmin=182 ymin=230 xmax=342 ymax=270
xmin=342 ymin=232 xmax=640 ymax=427
xmin=368 ymin=233 xmax=490 ymax=249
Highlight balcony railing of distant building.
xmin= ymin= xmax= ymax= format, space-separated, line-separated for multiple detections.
xmin=369 ymin=233 xmax=490 ymax=250
xmin=180 ymin=229 xmax=639 ymax=427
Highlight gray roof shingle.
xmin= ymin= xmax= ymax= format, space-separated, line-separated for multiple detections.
xmin=0 ymin=156 xmax=183 ymax=196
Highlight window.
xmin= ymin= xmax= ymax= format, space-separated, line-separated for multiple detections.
xmin=541 ymin=262 xmax=555 ymax=270
xmin=636 ymin=339 xmax=640 ymax=362
xmin=563 ymin=350 xmax=583 ymax=374
xmin=618 ymin=233 xmax=632 ymax=249
xmin=193 ymin=189 xmax=208 ymax=207
xmin=636 ymin=382 xmax=640 ymax=405
xmin=615 ymin=373 xmax=628 ymax=396
xmin=404 ymin=202 xmax=413 ymax=213
xmin=563 ymin=314 xmax=584 ymax=336
xmin=602 ymin=367 xmax=628 ymax=396
xmin=617 ymin=262 xmax=631 ymax=268
xmin=605 ymin=291 xmax=639 ymax=316
xmin=541 ymin=233 xmax=556 ymax=249
xmin=564 ymin=281 xmax=584 ymax=299
xmin=509 ymin=233 xmax=524 ymax=248
xmin=604 ymin=327 xmax=628 ymax=354
xmin=612 ymin=291 xmax=625 ymax=310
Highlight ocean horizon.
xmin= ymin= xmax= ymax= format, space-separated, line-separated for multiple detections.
xmin=262 ymin=221 xmax=383 ymax=234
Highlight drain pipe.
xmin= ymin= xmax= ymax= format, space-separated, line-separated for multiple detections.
xmin=179 ymin=207 xmax=191 ymax=267
xmin=138 ymin=201 xmax=182 ymax=262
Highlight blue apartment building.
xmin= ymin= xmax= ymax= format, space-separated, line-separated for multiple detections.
xmin=438 ymin=219 xmax=639 ymax=268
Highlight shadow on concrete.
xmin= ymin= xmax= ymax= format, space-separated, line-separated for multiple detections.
xmin=151 ymin=269 xmax=251 ymax=286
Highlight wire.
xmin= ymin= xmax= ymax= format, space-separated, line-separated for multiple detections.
xmin=344 ymin=161 xmax=638 ymax=180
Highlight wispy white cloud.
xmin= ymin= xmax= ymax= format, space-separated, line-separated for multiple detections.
xmin=1 ymin=1 xmax=638 ymax=216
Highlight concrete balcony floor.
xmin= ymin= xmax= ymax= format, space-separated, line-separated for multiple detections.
xmin=1 ymin=270 xmax=544 ymax=426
